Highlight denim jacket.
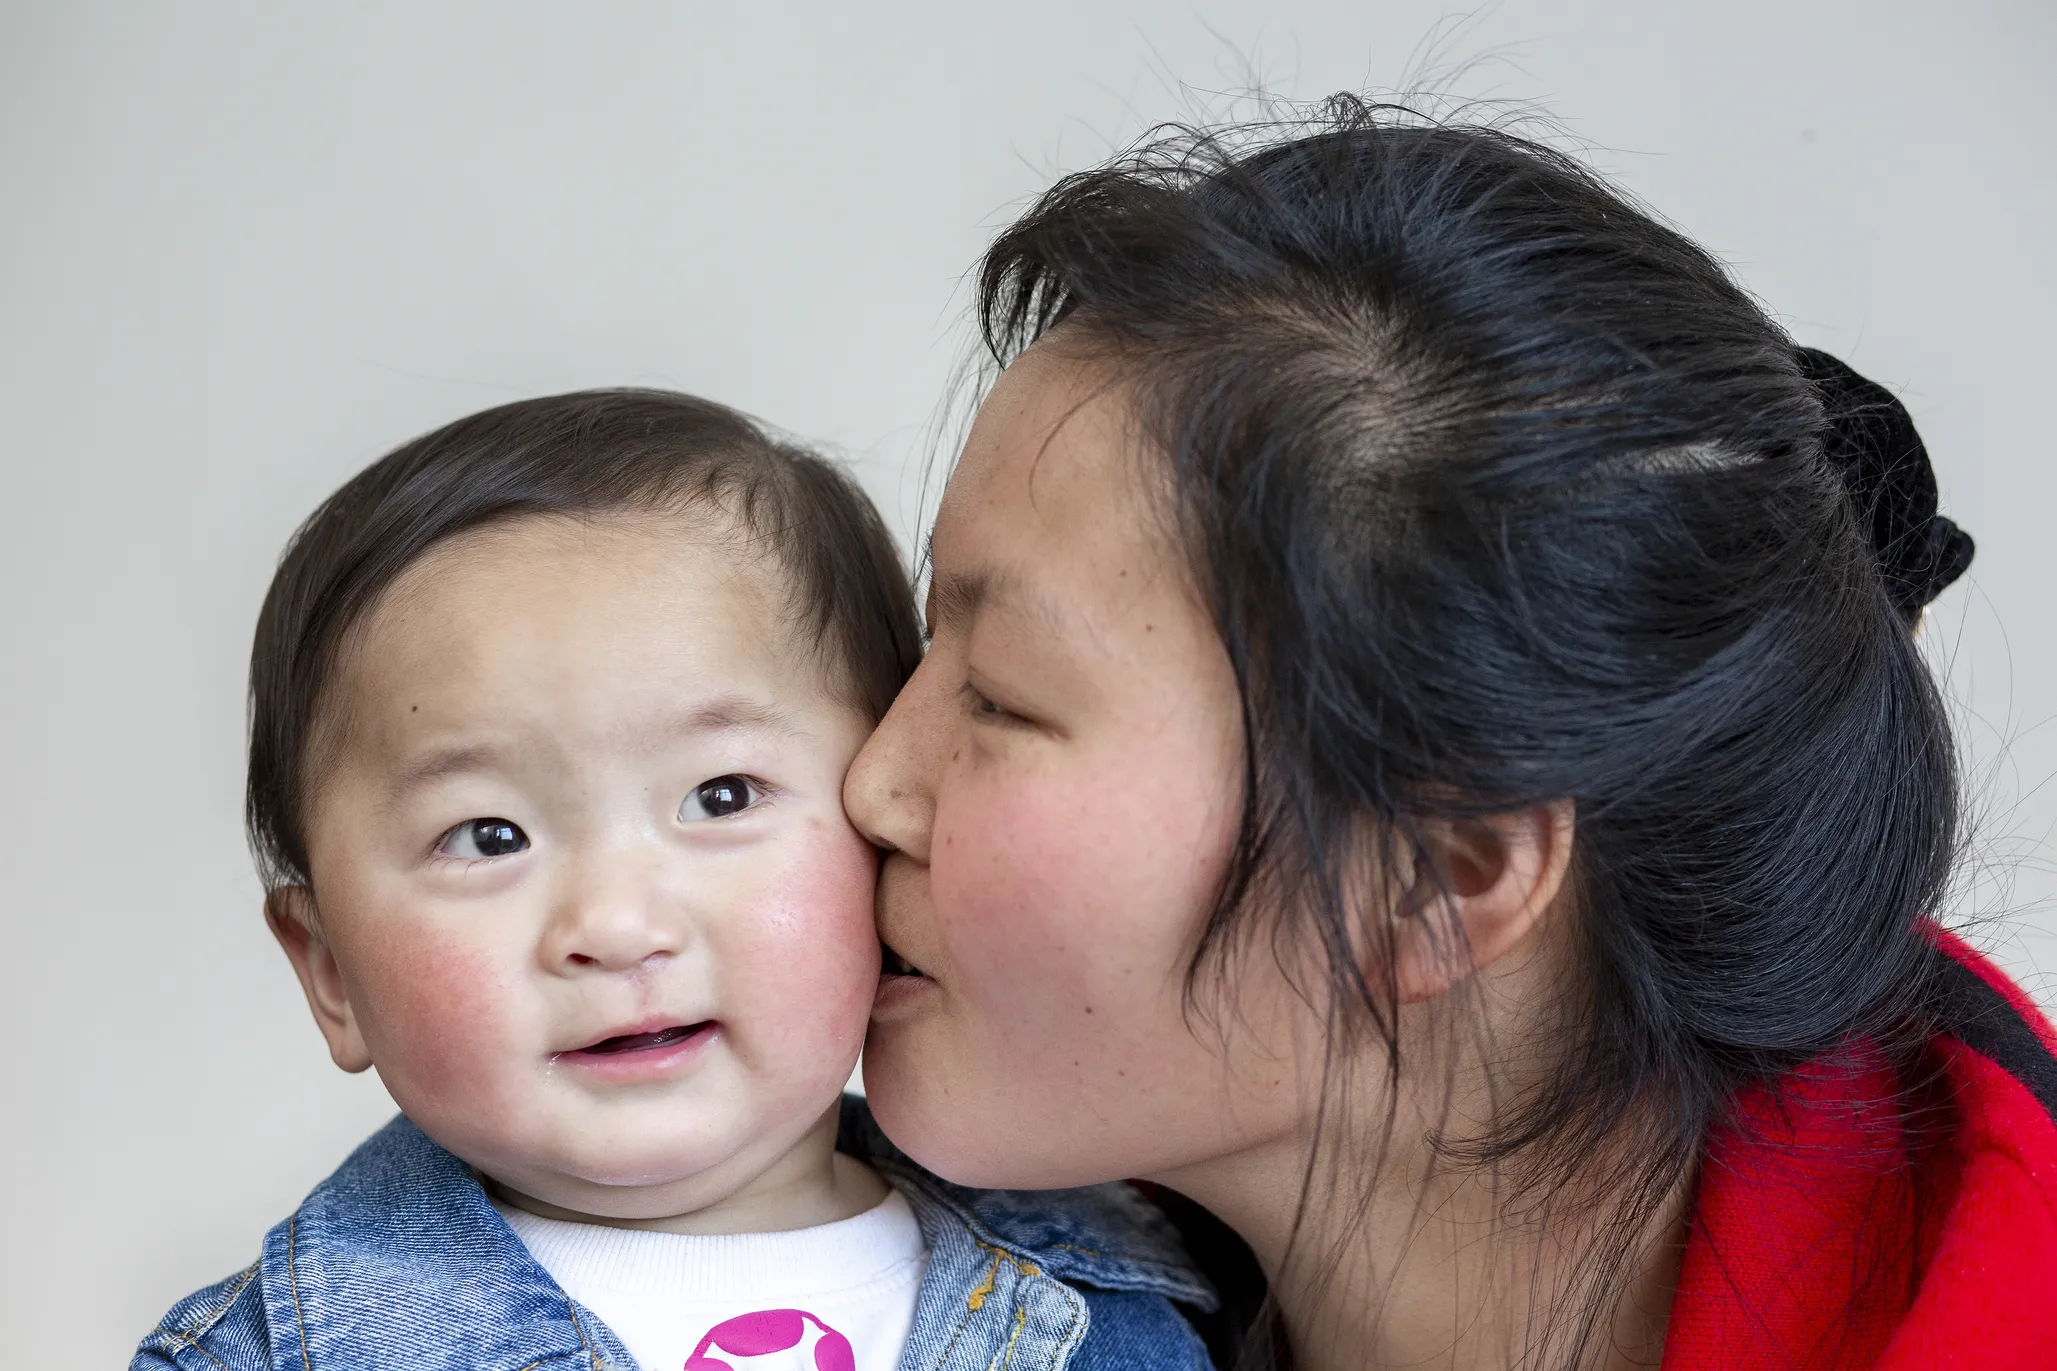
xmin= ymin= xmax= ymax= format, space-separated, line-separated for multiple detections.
xmin=133 ymin=1097 xmax=1219 ymax=1371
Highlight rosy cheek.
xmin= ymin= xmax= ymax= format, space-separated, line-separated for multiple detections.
xmin=932 ymin=783 xmax=1129 ymax=1015
xmin=727 ymin=819 xmax=882 ymax=1044
xmin=931 ymin=752 xmax=1232 ymax=1050
xmin=343 ymin=920 xmax=514 ymax=1104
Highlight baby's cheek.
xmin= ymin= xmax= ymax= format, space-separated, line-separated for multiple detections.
xmin=727 ymin=818 xmax=881 ymax=1052
xmin=346 ymin=924 xmax=517 ymax=1110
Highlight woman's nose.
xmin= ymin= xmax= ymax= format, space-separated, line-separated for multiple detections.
xmin=539 ymin=856 xmax=686 ymax=973
xmin=843 ymin=659 xmax=941 ymax=866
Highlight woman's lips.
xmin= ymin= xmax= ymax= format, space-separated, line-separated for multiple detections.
xmin=874 ymin=943 xmax=938 ymax=1022
xmin=557 ymin=1020 xmax=717 ymax=1079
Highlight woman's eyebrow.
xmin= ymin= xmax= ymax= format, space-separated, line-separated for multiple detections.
xmin=932 ymin=567 xmax=1077 ymax=650
xmin=930 ymin=567 xmax=991 ymax=627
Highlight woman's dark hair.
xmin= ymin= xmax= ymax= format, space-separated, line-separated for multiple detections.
xmin=978 ymin=99 xmax=1967 ymax=1365
xmin=247 ymin=388 xmax=921 ymax=889
xmin=1797 ymin=346 xmax=1975 ymax=622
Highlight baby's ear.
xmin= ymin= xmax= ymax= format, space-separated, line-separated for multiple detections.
xmin=265 ymin=887 xmax=374 ymax=1074
xmin=1390 ymin=800 xmax=1575 ymax=1004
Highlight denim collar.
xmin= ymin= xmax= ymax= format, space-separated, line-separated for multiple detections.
xmin=261 ymin=1101 xmax=1213 ymax=1369
xmin=259 ymin=1113 xmax=631 ymax=1369
xmin=836 ymin=1096 xmax=1217 ymax=1312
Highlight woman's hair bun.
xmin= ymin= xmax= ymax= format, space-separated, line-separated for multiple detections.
xmin=1796 ymin=346 xmax=1975 ymax=620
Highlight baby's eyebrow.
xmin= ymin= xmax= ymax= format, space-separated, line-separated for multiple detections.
xmin=675 ymin=693 xmax=800 ymax=736
xmin=385 ymin=743 xmax=500 ymax=798
xmin=380 ymin=697 xmax=797 ymax=802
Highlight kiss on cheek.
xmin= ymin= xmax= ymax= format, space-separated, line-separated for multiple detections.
xmin=849 ymin=343 xmax=1312 ymax=1192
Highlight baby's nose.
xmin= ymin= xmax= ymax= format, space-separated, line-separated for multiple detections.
xmin=541 ymin=863 xmax=686 ymax=973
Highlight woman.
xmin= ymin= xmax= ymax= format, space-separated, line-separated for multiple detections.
xmin=845 ymin=101 xmax=2056 ymax=1369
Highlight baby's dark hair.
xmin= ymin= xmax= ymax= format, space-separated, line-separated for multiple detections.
xmin=247 ymin=388 xmax=921 ymax=890
xmin=980 ymin=99 xmax=1969 ymax=1365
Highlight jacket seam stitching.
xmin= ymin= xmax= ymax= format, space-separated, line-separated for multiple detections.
xmin=159 ymin=1328 xmax=232 ymax=1371
xmin=997 ymin=1305 xmax=1029 ymax=1370
xmin=1058 ymin=1282 xmax=1085 ymax=1364
xmin=928 ymin=1300 xmax=977 ymax=1371
xmin=879 ymin=1158 xmax=1209 ymax=1300
xmin=171 ymin=1264 xmax=257 ymax=1342
xmin=923 ymin=1238 xmax=1086 ymax=1371
xmin=883 ymin=1161 xmax=1098 ymax=1268
xmin=1010 ymin=1278 xmax=1085 ymax=1371
xmin=285 ymin=1214 xmax=315 ymax=1371
xmin=566 ymin=1293 xmax=616 ymax=1369
xmin=853 ymin=1102 xmax=1214 ymax=1306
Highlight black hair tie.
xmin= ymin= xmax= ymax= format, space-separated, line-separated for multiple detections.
xmin=1795 ymin=347 xmax=1975 ymax=621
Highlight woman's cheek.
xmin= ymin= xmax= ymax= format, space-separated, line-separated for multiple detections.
xmin=932 ymin=773 xmax=1146 ymax=1017
xmin=933 ymin=740 xmax=1237 ymax=1042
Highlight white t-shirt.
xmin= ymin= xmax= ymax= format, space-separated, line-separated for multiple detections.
xmin=493 ymin=1189 xmax=927 ymax=1371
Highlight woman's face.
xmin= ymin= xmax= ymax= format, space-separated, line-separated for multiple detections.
xmin=844 ymin=340 xmax=1320 ymax=1189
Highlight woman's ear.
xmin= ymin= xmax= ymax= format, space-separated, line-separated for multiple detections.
xmin=1392 ymin=800 xmax=1575 ymax=1004
xmin=265 ymin=886 xmax=374 ymax=1073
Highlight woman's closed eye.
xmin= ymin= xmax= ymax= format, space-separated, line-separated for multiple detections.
xmin=437 ymin=817 xmax=530 ymax=860
xmin=960 ymin=681 xmax=1025 ymax=726
xmin=679 ymin=774 xmax=765 ymax=822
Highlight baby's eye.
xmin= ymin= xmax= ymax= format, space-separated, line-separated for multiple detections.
xmin=679 ymin=775 xmax=763 ymax=822
xmin=438 ymin=818 xmax=530 ymax=859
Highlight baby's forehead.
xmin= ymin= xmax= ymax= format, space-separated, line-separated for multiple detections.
xmin=391 ymin=503 xmax=774 ymax=587
xmin=393 ymin=503 xmax=796 ymax=617
xmin=314 ymin=508 xmax=852 ymax=766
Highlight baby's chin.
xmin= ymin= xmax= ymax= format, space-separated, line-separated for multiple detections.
xmin=455 ymin=1098 xmax=850 ymax=1223
xmin=478 ymin=1139 xmax=780 ymax=1222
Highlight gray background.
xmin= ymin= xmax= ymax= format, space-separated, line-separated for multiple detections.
xmin=3 ymin=2 xmax=2051 ymax=1359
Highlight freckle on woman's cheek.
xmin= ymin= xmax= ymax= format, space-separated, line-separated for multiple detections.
xmin=934 ymin=807 xmax=1115 ymax=997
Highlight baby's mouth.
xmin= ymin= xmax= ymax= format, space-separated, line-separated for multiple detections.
xmin=573 ymin=1021 xmax=713 ymax=1056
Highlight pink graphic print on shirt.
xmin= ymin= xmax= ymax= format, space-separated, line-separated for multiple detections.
xmin=682 ymin=1308 xmax=856 ymax=1371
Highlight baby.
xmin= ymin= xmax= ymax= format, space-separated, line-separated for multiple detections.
xmin=133 ymin=390 xmax=1216 ymax=1371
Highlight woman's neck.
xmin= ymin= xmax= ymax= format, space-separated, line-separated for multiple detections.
xmin=1154 ymin=1072 xmax=1692 ymax=1370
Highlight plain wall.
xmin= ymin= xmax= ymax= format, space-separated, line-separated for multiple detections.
xmin=2 ymin=2 xmax=2051 ymax=1358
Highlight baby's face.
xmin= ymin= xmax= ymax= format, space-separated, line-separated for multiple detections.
xmin=288 ymin=509 xmax=880 ymax=1220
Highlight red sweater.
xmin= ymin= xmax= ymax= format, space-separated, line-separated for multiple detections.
xmin=1662 ymin=928 xmax=2057 ymax=1368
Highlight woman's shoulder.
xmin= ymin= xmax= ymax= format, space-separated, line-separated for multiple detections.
xmin=1666 ymin=928 xmax=2057 ymax=1370
xmin=1922 ymin=924 xmax=2057 ymax=1130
